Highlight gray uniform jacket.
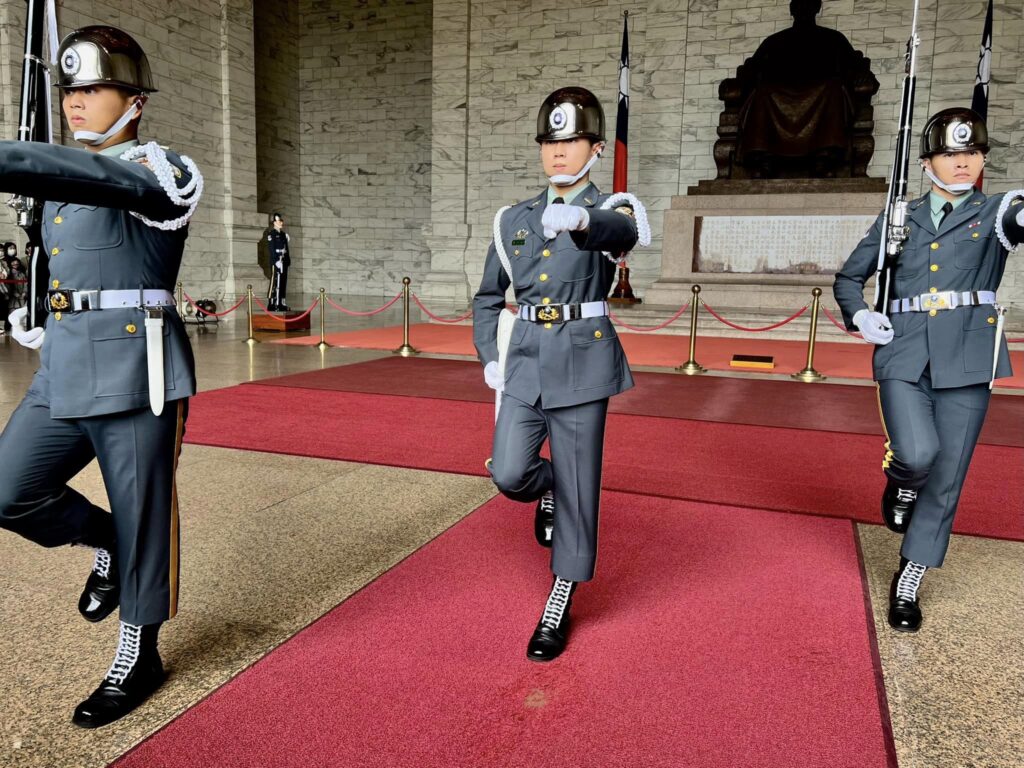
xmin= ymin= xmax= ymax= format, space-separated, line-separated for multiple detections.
xmin=834 ymin=190 xmax=1024 ymax=388
xmin=0 ymin=141 xmax=197 ymax=418
xmin=472 ymin=183 xmax=638 ymax=409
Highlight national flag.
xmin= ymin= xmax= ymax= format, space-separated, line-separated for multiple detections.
xmin=613 ymin=12 xmax=629 ymax=194
xmin=971 ymin=0 xmax=992 ymax=190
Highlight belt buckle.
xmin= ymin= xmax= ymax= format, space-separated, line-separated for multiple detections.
xmin=536 ymin=305 xmax=562 ymax=323
xmin=45 ymin=288 xmax=73 ymax=312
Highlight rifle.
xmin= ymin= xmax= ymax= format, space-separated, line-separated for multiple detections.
xmin=6 ymin=0 xmax=53 ymax=329
xmin=873 ymin=0 xmax=921 ymax=314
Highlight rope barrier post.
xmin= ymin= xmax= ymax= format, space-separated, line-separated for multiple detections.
xmin=243 ymin=284 xmax=259 ymax=346
xmin=676 ymin=285 xmax=706 ymax=375
xmin=393 ymin=277 xmax=419 ymax=357
xmin=176 ymin=281 xmax=184 ymax=318
xmin=792 ymin=288 xmax=827 ymax=383
xmin=317 ymin=287 xmax=330 ymax=351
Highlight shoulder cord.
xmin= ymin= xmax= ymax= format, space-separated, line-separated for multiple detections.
xmin=119 ymin=141 xmax=204 ymax=231
xmin=994 ymin=190 xmax=1024 ymax=252
xmin=492 ymin=205 xmax=514 ymax=286
xmin=599 ymin=192 xmax=651 ymax=264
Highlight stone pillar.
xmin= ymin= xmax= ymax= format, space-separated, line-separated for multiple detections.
xmin=418 ymin=0 xmax=473 ymax=303
xmin=218 ymin=0 xmax=270 ymax=298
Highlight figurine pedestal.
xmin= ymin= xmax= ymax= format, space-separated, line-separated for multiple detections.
xmin=252 ymin=311 xmax=311 ymax=332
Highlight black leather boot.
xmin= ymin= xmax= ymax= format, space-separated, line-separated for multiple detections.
xmin=78 ymin=548 xmax=119 ymax=623
xmin=526 ymin=577 xmax=576 ymax=662
xmin=72 ymin=622 xmax=165 ymax=728
xmin=534 ymin=491 xmax=554 ymax=548
xmin=888 ymin=558 xmax=925 ymax=632
xmin=881 ymin=480 xmax=918 ymax=533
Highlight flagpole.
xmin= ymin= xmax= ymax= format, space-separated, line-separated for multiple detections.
xmin=610 ymin=8 xmax=641 ymax=305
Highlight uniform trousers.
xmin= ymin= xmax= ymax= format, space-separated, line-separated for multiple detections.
xmin=878 ymin=368 xmax=990 ymax=568
xmin=0 ymin=392 xmax=187 ymax=625
xmin=490 ymin=392 xmax=608 ymax=582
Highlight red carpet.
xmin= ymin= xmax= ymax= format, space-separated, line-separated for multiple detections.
xmin=184 ymin=385 xmax=1024 ymax=542
xmin=114 ymin=493 xmax=895 ymax=768
xmin=253 ymin=357 xmax=1024 ymax=447
xmin=271 ymin=323 xmax=1024 ymax=388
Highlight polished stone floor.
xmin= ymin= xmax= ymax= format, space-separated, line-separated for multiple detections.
xmin=0 ymin=311 xmax=1020 ymax=768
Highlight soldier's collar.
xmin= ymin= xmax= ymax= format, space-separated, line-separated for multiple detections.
xmin=98 ymin=139 xmax=140 ymax=157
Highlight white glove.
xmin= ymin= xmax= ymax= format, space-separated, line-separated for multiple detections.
xmin=853 ymin=309 xmax=894 ymax=346
xmin=484 ymin=360 xmax=504 ymax=391
xmin=542 ymin=204 xmax=589 ymax=240
xmin=9 ymin=307 xmax=45 ymax=350
xmin=275 ymin=259 xmax=284 ymax=271
xmin=1017 ymin=205 xmax=1024 ymax=228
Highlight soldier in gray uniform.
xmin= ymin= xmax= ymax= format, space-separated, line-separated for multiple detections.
xmin=834 ymin=107 xmax=1023 ymax=632
xmin=473 ymin=87 xmax=648 ymax=661
xmin=0 ymin=26 xmax=202 ymax=726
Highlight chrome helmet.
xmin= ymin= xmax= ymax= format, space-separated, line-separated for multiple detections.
xmin=56 ymin=26 xmax=156 ymax=93
xmin=920 ymin=107 xmax=988 ymax=157
xmin=535 ymin=87 xmax=605 ymax=143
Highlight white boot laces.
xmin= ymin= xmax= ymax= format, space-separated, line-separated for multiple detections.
xmin=92 ymin=548 xmax=112 ymax=579
xmin=540 ymin=577 xmax=574 ymax=630
xmin=540 ymin=491 xmax=555 ymax=516
xmin=896 ymin=561 xmax=927 ymax=602
xmin=896 ymin=488 xmax=918 ymax=504
xmin=105 ymin=622 xmax=143 ymax=686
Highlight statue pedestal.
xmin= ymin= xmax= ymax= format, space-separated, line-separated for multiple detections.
xmin=643 ymin=186 xmax=886 ymax=339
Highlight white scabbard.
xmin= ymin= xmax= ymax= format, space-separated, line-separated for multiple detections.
xmin=495 ymin=308 xmax=516 ymax=422
xmin=145 ymin=309 xmax=166 ymax=416
xmin=990 ymin=307 xmax=1007 ymax=391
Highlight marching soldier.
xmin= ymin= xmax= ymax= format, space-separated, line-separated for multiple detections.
xmin=834 ymin=107 xmax=1023 ymax=632
xmin=0 ymin=26 xmax=202 ymax=726
xmin=266 ymin=212 xmax=291 ymax=311
xmin=473 ymin=87 xmax=649 ymax=661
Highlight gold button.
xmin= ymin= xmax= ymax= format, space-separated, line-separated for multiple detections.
xmin=929 ymin=309 xmax=937 ymax=317
xmin=539 ymin=273 xmax=548 ymax=282
xmin=930 ymin=264 xmax=939 ymax=272
xmin=929 ymin=287 xmax=938 ymax=294
xmin=987 ymin=317 xmax=996 ymax=324
xmin=125 ymin=324 xmax=137 ymax=334
xmin=594 ymin=331 xmax=602 ymax=339
xmin=930 ymin=243 xmax=939 ymax=250
xmin=541 ymin=298 xmax=551 ymax=305
xmin=513 ymin=250 xmax=520 ymax=256
xmin=51 ymin=247 xmax=59 ymax=255
xmin=972 ymin=232 xmax=980 ymax=239
xmin=544 ymin=322 xmax=552 ymax=329
xmin=51 ymin=279 xmax=60 ymax=288
xmin=542 ymin=249 xmax=551 ymax=257
xmin=54 ymin=216 xmax=62 ymax=224
xmin=54 ymin=312 xmax=62 ymax=321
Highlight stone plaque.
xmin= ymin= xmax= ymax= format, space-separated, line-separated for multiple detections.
xmin=694 ymin=215 xmax=875 ymax=274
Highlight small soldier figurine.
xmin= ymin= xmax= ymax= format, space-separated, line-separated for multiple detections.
xmin=0 ymin=26 xmax=203 ymax=726
xmin=266 ymin=212 xmax=291 ymax=311
xmin=473 ymin=87 xmax=649 ymax=661
xmin=834 ymin=107 xmax=1024 ymax=632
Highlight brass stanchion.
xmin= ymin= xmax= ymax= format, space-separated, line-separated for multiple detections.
xmin=792 ymin=288 xmax=826 ymax=383
xmin=317 ymin=287 xmax=330 ymax=351
xmin=676 ymin=285 xmax=706 ymax=375
xmin=393 ymin=277 xmax=419 ymax=357
xmin=243 ymin=284 xmax=259 ymax=346
xmin=176 ymin=281 xmax=184 ymax=318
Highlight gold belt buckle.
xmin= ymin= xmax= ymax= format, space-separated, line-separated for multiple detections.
xmin=46 ymin=289 xmax=72 ymax=312
xmin=537 ymin=305 xmax=561 ymax=323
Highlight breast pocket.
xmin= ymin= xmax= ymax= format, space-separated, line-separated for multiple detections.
xmin=66 ymin=206 xmax=124 ymax=251
xmin=570 ymin=320 xmax=622 ymax=390
xmin=510 ymin=248 xmax=535 ymax=289
xmin=953 ymin=230 xmax=990 ymax=270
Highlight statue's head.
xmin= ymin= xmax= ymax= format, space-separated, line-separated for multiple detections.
xmin=790 ymin=0 xmax=822 ymax=22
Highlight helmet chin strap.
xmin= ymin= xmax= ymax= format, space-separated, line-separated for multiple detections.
xmin=549 ymin=148 xmax=603 ymax=187
xmin=73 ymin=99 xmax=142 ymax=146
xmin=922 ymin=165 xmax=976 ymax=196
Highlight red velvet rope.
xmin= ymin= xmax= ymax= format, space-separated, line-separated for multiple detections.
xmin=183 ymin=292 xmax=247 ymax=318
xmin=324 ymin=292 xmax=403 ymax=316
xmin=411 ymin=293 xmax=474 ymax=323
xmin=609 ymin=303 xmax=690 ymax=332
xmin=0 ymin=279 xmax=27 ymax=285
xmin=700 ymin=300 xmax=808 ymax=332
xmin=820 ymin=306 xmax=864 ymax=339
xmin=253 ymin=296 xmax=319 ymax=322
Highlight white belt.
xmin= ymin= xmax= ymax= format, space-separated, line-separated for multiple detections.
xmin=517 ymin=300 xmax=608 ymax=324
xmin=889 ymin=290 xmax=997 ymax=314
xmin=46 ymin=288 xmax=175 ymax=313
